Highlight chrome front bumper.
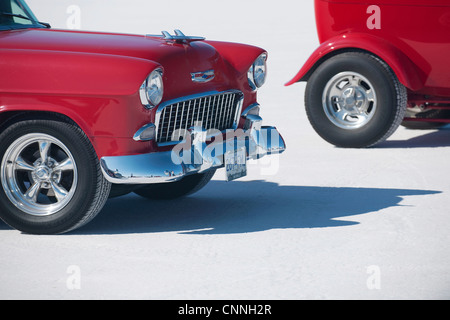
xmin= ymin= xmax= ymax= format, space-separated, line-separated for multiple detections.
xmin=100 ymin=115 xmax=286 ymax=184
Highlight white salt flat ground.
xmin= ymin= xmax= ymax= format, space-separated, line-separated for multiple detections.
xmin=1 ymin=0 xmax=450 ymax=299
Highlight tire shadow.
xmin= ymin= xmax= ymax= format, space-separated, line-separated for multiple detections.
xmin=378 ymin=126 xmax=450 ymax=148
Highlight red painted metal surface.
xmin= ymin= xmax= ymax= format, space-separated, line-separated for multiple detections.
xmin=287 ymin=0 xmax=450 ymax=99
xmin=0 ymin=28 xmax=264 ymax=158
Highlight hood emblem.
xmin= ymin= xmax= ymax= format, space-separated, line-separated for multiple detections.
xmin=146 ymin=30 xmax=205 ymax=44
xmin=191 ymin=70 xmax=215 ymax=83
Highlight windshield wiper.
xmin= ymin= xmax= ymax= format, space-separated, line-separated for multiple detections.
xmin=1 ymin=12 xmax=50 ymax=28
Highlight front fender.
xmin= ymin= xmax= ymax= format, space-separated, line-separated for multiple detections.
xmin=205 ymin=40 xmax=266 ymax=75
xmin=285 ymin=33 xmax=425 ymax=91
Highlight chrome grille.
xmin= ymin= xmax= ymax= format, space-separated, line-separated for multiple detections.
xmin=156 ymin=91 xmax=242 ymax=144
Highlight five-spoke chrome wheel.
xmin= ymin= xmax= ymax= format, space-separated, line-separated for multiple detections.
xmin=1 ymin=133 xmax=78 ymax=216
xmin=322 ymin=72 xmax=377 ymax=130
xmin=0 ymin=118 xmax=111 ymax=234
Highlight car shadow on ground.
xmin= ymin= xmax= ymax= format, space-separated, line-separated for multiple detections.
xmin=62 ymin=180 xmax=439 ymax=235
xmin=378 ymin=126 xmax=450 ymax=148
xmin=0 ymin=181 xmax=441 ymax=235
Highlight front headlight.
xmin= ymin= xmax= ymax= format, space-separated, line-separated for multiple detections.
xmin=248 ymin=53 xmax=267 ymax=90
xmin=140 ymin=68 xmax=164 ymax=109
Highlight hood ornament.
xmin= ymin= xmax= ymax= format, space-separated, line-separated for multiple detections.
xmin=191 ymin=70 xmax=215 ymax=83
xmin=147 ymin=29 xmax=205 ymax=44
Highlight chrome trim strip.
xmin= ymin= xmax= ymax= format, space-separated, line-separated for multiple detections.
xmin=133 ymin=123 xmax=156 ymax=142
xmin=166 ymin=104 xmax=173 ymax=142
xmin=242 ymin=103 xmax=260 ymax=117
xmin=146 ymin=29 xmax=205 ymax=43
xmin=234 ymin=95 xmax=244 ymax=128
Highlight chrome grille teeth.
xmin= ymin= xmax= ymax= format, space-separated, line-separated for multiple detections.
xmin=157 ymin=92 xmax=240 ymax=144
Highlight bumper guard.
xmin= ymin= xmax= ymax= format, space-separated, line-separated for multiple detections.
xmin=100 ymin=115 xmax=285 ymax=184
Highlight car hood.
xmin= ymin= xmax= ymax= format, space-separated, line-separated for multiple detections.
xmin=0 ymin=28 xmax=232 ymax=97
xmin=0 ymin=28 xmax=217 ymax=62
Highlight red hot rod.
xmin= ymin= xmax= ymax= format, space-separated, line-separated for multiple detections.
xmin=0 ymin=0 xmax=285 ymax=234
xmin=286 ymin=0 xmax=450 ymax=148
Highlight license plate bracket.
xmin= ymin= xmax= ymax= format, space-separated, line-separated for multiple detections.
xmin=224 ymin=147 xmax=247 ymax=181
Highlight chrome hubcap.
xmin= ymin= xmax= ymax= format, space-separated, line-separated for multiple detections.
xmin=322 ymin=72 xmax=377 ymax=130
xmin=1 ymin=133 xmax=78 ymax=216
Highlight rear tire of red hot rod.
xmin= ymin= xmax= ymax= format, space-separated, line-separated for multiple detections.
xmin=304 ymin=52 xmax=407 ymax=148
xmin=134 ymin=169 xmax=216 ymax=200
xmin=0 ymin=118 xmax=111 ymax=234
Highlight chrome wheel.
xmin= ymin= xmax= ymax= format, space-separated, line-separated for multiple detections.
xmin=305 ymin=52 xmax=407 ymax=148
xmin=322 ymin=72 xmax=377 ymax=130
xmin=1 ymin=133 xmax=78 ymax=216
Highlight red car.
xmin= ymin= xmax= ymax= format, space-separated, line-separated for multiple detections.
xmin=287 ymin=0 xmax=450 ymax=148
xmin=0 ymin=0 xmax=285 ymax=234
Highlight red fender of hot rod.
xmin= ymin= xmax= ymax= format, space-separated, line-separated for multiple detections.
xmin=287 ymin=0 xmax=450 ymax=148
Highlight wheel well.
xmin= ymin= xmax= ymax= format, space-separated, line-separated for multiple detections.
xmin=0 ymin=111 xmax=79 ymax=132
xmin=301 ymin=48 xmax=386 ymax=82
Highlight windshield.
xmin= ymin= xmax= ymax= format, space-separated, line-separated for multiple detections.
xmin=0 ymin=0 xmax=47 ymax=30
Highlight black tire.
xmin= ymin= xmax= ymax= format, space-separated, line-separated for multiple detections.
xmin=0 ymin=118 xmax=111 ymax=234
xmin=401 ymin=109 xmax=450 ymax=130
xmin=134 ymin=169 xmax=216 ymax=200
xmin=305 ymin=52 xmax=407 ymax=148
